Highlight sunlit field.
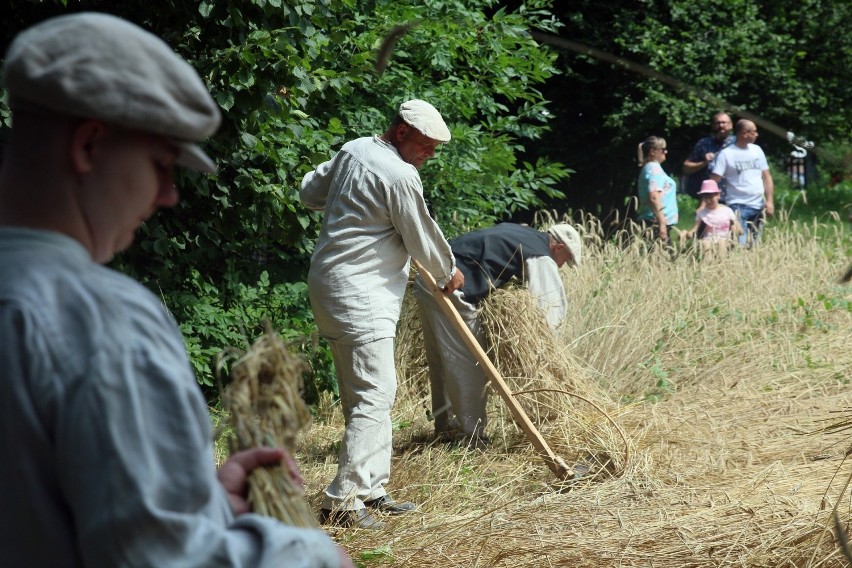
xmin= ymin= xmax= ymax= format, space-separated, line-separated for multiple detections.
xmin=288 ymin=205 xmax=851 ymax=567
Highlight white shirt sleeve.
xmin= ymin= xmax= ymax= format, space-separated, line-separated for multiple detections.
xmin=524 ymin=255 xmax=568 ymax=332
xmin=299 ymin=155 xmax=337 ymax=211
xmin=386 ymin=176 xmax=455 ymax=288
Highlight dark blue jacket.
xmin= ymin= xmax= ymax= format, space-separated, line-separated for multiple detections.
xmin=451 ymin=223 xmax=550 ymax=305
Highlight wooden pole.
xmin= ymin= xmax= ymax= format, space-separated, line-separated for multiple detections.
xmin=413 ymin=260 xmax=572 ymax=479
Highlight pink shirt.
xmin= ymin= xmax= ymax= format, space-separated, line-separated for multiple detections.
xmin=697 ymin=205 xmax=736 ymax=240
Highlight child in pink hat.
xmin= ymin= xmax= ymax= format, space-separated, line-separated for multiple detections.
xmin=682 ymin=179 xmax=743 ymax=255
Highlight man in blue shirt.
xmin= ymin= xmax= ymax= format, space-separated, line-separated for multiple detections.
xmin=683 ymin=111 xmax=734 ymax=201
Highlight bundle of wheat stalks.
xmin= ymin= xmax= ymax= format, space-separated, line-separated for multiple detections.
xmin=220 ymin=326 xmax=318 ymax=528
xmin=479 ymin=283 xmax=632 ymax=481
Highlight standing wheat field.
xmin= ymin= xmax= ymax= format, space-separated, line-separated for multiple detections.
xmin=282 ymin=213 xmax=851 ymax=567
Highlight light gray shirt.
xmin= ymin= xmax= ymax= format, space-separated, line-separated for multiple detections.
xmin=0 ymin=228 xmax=339 ymax=568
xmin=301 ymin=135 xmax=455 ymax=344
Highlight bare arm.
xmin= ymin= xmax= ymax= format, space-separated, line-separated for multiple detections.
xmin=762 ymin=169 xmax=775 ymax=217
xmin=732 ymin=216 xmax=745 ymax=237
xmin=648 ymin=190 xmax=668 ymax=240
xmin=683 ymin=152 xmax=715 ymax=175
xmin=682 ymin=217 xmax=703 ymax=240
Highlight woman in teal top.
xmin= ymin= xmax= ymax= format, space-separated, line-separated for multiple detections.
xmin=637 ymin=136 xmax=679 ymax=243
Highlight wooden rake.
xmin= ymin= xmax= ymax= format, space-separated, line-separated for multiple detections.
xmin=413 ymin=260 xmax=573 ymax=480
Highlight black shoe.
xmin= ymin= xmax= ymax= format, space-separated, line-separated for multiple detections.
xmin=319 ymin=507 xmax=385 ymax=529
xmin=453 ymin=432 xmax=491 ymax=450
xmin=435 ymin=426 xmax=460 ymax=443
xmin=364 ymin=495 xmax=417 ymax=515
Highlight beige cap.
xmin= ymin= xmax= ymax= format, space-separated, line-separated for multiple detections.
xmin=398 ymin=99 xmax=451 ymax=143
xmin=2 ymin=12 xmax=221 ymax=173
xmin=547 ymin=224 xmax=582 ymax=266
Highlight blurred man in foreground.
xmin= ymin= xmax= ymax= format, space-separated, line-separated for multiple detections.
xmin=0 ymin=12 xmax=351 ymax=567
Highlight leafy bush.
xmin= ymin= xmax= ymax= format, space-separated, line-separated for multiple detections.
xmin=1 ymin=0 xmax=570 ymax=395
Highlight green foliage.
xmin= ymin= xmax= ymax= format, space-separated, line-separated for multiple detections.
xmin=535 ymin=0 xmax=852 ymax=216
xmin=575 ymin=0 xmax=851 ymax=144
xmin=160 ymin=269 xmax=336 ymax=402
xmin=2 ymin=0 xmax=569 ymax=395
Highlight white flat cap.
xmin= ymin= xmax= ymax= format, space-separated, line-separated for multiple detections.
xmin=398 ymin=99 xmax=451 ymax=143
xmin=547 ymin=224 xmax=582 ymax=266
xmin=3 ymin=12 xmax=222 ymax=173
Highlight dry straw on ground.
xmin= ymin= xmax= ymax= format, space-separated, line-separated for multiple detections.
xmin=220 ymin=325 xmax=319 ymax=528
xmin=296 ymin=212 xmax=851 ymax=566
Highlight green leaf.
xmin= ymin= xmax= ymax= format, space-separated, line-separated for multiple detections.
xmin=241 ymin=132 xmax=259 ymax=149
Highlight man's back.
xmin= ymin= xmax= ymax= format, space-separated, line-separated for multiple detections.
xmin=451 ymin=223 xmax=551 ymax=304
xmin=303 ymin=136 xmax=420 ymax=280
xmin=713 ymin=143 xmax=768 ymax=207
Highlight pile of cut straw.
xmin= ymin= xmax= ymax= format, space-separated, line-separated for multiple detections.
xmin=479 ymin=284 xmax=632 ymax=481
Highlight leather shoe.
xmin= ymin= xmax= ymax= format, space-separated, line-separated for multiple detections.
xmin=319 ymin=507 xmax=385 ymax=529
xmin=364 ymin=495 xmax=416 ymax=515
xmin=453 ymin=432 xmax=491 ymax=451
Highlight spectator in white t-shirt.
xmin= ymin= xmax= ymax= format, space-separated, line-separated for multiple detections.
xmin=710 ymin=119 xmax=774 ymax=247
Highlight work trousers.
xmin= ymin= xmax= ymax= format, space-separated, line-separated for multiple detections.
xmin=413 ymin=277 xmax=488 ymax=437
xmin=322 ymin=337 xmax=395 ymax=510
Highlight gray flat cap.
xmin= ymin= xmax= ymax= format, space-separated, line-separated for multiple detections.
xmin=3 ymin=12 xmax=221 ymax=173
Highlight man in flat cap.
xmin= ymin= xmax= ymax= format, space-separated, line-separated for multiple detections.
xmin=301 ymin=99 xmax=463 ymax=529
xmin=0 ymin=12 xmax=352 ymax=568
xmin=414 ymin=222 xmax=582 ymax=448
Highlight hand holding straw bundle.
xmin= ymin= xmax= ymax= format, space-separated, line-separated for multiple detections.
xmin=220 ymin=325 xmax=318 ymax=528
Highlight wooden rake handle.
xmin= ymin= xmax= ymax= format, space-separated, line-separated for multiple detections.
xmin=413 ymin=260 xmax=572 ymax=480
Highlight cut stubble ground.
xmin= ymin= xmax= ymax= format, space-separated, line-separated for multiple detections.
xmin=293 ymin=214 xmax=851 ymax=567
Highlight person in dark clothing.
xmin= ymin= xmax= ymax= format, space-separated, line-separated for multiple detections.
xmin=412 ymin=223 xmax=582 ymax=447
xmin=683 ymin=111 xmax=734 ymax=201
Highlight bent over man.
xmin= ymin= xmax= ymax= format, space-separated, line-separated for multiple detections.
xmin=0 ymin=12 xmax=351 ymax=568
xmin=413 ymin=223 xmax=582 ymax=447
xmin=300 ymin=99 xmax=464 ymax=529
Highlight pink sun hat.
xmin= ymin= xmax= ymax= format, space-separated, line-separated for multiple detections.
xmin=698 ymin=179 xmax=721 ymax=194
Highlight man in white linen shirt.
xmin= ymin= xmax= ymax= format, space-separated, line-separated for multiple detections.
xmin=0 ymin=13 xmax=352 ymax=568
xmin=301 ymin=99 xmax=464 ymax=529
